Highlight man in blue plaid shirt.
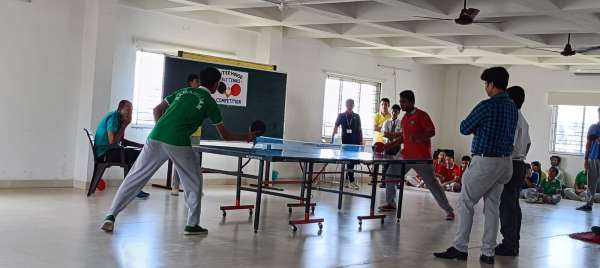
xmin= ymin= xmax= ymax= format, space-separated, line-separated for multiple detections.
xmin=435 ymin=67 xmax=518 ymax=265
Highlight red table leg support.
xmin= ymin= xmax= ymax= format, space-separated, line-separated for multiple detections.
xmin=220 ymin=199 xmax=254 ymax=217
xmin=289 ymin=212 xmax=324 ymax=232
xmin=287 ymin=202 xmax=317 ymax=214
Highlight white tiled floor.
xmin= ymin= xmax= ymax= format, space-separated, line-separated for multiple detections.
xmin=0 ymin=184 xmax=598 ymax=268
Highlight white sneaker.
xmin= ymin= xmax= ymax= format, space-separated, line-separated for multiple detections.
xmin=171 ymin=187 xmax=180 ymax=196
xmin=350 ymin=182 xmax=360 ymax=190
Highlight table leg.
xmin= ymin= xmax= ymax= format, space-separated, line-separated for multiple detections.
xmin=337 ymin=164 xmax=345 ymax=210
xmin=151 ymin=159 xmax=174 ymax=190
xmin=253 ymin=160 xmax=265 ymax=233
xmin=396 ymin=164 xmax=406 ymax=222
xmin=289 ymin=162 xmax=324 ymax=232
xmin=287 ymin=161 xmax=316 ymax=214
xmin=220 ymin=157 xmax=254 ymax=217
xmin=357 ymin=164 xmax=385 ymax=229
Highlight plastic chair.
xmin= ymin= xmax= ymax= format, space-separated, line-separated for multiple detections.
xmin=83 ymin=128 xmax=130 ymax=196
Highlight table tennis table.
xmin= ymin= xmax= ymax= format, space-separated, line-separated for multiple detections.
xmin=193 ymin=137 xmax=431 ymax=233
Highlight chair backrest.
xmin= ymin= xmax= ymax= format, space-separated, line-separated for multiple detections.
xmin=83 ymin=128 xmax=95 ymax=152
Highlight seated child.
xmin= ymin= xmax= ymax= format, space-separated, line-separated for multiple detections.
xmin=521 ymin=161 xmax=545 ymax=198
xmin=522 ymin=167 xmax=562 ymax=204
xmin=441 ymin=156 xmax=462 ymax=192
xmin=564 ymin=170 xmax=600 ymax=202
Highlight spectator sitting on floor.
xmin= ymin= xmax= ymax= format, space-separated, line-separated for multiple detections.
xmin=445 ymin=156 xmax=470 ymax=192
xmin=531 ymin=161 xmax=547 ymax=182
xmin=550 ymin=155 xmax=566 ymax=187
xmin=522 ymin=167 xmax=562 ymax=204
xmin=564 ymin=170 xmax=600 ymax=202
xmin=520 ymin=162 xmax=542 ymax=198
xmin=441 ymin=156 xmax=462 ymax=192
xmin=433 ymin=151 xmax=448 ymax=182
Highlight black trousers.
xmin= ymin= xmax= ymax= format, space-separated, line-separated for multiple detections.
xmin=499 ymin=160 xmax=527 ymax=249
xmin=102 ymin=148 xmax=141 ymax=168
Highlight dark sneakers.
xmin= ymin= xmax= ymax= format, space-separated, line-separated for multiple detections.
xmin=576 ymin=204 xmax=592 ymax=211
xmin=184 ymin=225 xmax=208 ymax=235
xmin=495 ymin=243 xmax=519 ymax=256
xmin=136 ymin=191 xmax=150 ymax=199
xmin=592 ymin=226 xmax=600 ymax=235
xmin=433 ymin=247 xmax=468 ymax=260
xmin=480 ymin=255 xmax=495 ymax=265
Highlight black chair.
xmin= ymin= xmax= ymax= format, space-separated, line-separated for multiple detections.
xmin=84 ymin=128 xmax=130 ymax=196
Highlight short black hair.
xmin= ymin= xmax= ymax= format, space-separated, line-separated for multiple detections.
xmin=507 ymin=86 xmax=525 ymax=109
xmin=549 ymin=166 xmax=558 ymax=174
xmin=399 ymin=90 xmax=415 ymax=103
xmin=531 ymin=161 xmax=541 ymax=167
xmin=550 ymin=155 xmax=561 ymax=164
xmin=461 ymin=155 xmax=471 ymax=162
xmin=117 ymin=100 xmax=131 ymax=111
xmin=481 ymin=66 xmax=509 ymax=90
xmin=346 ymin=99 xmax=354 ymax=104
xmin=391 ymin=104 xmax=401 ymax=111
xmin=199 ymin=67 xmax=222 ymax=88
xmin=380 ymin=98 xmax=390 ymax=104
xmin=187 ymin=73 xmax=199 ymax=83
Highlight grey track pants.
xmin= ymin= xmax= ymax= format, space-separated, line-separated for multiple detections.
xmin=107 ymin=139 xmax=203 ymax=226
xmin=385 ymin=163 xmax=454 ymax=214
xmin=452 ymin=156 xmax=512 ymax=257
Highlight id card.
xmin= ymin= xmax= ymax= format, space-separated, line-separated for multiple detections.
xmin=346 ymin=129 xmax=353 ymax=134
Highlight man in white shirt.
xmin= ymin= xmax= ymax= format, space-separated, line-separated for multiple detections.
xmin=496 ymin=86 xmax=531 ymax=257
xmin=379 ymin=104 xmax=402 ymax=189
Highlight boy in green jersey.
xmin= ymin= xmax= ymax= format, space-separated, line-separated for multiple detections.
xmin=101 ymin=67 xmax=254 ymax=235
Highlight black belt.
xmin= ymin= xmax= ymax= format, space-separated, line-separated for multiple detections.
xmin=472 ymin=153 xmax=510 ymax=158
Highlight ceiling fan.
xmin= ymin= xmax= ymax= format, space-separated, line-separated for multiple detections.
xmin=413 ymin=0 xmax=504 ymax=25
xmin=528 ymin=34 xmax=600 ymax=56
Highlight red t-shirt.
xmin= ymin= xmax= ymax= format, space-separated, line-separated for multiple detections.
xmin=442 ymin=164 xmax=462 ymax=183
xmin=401 ymin=108 xmax=435 ymax=160
xmin=433 ymin=160 xmax=447 ymax=175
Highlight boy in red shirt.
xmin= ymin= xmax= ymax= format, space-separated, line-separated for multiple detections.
xmin=433 ymin=151 xmax=448 ymax=183
xmin=442 ymin=156 xmax=462 ymax=192
xmin=378 ymin=90 xmax=455 ymax=220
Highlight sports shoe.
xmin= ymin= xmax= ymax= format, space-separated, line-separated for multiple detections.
xmin=480 ymin=255 xmax=495 ymax=265
xmin=136 ymin=190 xmax=150 ymax=199
xmin=495 ymin=243 xmax=519 ymax=256
xmin=349 ymin=182 xmax=360 ymax=190
xmin=378 ymin=204 xmax=396 ymax=212
xmin=433 ymin=247 xmax=468 ymax=260
xmin=184 ymin=225 xmax=208 ymax=235
xmin=576 ymin=204 xmax=592 ymax=211
xmin=101 ymin=215 xmax=115 ymax=232
xmin=591 ymin=226 xmax=600 ymax=235
xmin=170 ymin=187 xmax=180 ymax=196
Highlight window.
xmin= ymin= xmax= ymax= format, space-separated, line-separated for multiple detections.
xmin=132 ymin=51 xmax=165 ymax=126
xmin=551 ymin=105 xmax=599 ymax=155
xmin=321 ymin=75 xmax=381 ymax=140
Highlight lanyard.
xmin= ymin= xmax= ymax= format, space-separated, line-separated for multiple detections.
xmin=345 ymin=113 xmax=353 ymax=128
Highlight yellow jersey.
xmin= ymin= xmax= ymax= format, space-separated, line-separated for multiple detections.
xmin=373 ymin=112 xmax=391 ymax=143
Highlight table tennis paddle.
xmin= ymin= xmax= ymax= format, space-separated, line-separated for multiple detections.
xmin=217 ymin=81 xmax=227 ymax=94
xmin=373 ymin=142 xmax=385 ymax=154
xmin=250 ymin=120 xmax=266 ymax=137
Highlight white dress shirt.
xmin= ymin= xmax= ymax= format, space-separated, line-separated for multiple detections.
xmin=512 ymin=110 xmax=531 ymax=161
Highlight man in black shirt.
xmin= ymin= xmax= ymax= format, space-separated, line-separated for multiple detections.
xmin=332 ymin=99 xmax=363 ymax=190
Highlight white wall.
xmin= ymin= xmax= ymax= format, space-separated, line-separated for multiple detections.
xmin=440 ymin=65 xmax=600 ymax=187
xmin=0 ymin=0 xmax=84 ymax=184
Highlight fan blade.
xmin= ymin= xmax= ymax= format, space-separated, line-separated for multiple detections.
xmin=526 ymin=47 xmax=560 ymax=53
xmin=576 ymin=46 xmax=600 ymax=54
xmin=473 ymin=20 xmax=506 ymax=23
xmin=412 ymin=16 xmax=452 ymax=20
xmin=465 ymin=8 xmax=480 ymax=17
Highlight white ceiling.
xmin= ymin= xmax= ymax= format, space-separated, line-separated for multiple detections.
xmin=122 ymin=0 xmax=600 ymax=72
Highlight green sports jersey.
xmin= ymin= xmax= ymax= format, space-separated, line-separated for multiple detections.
xmin=575 ymin=171 xmax=587 ymax=188
xmin=540 ymin=178 xmax=561 ymax=195
xmin=148 ymin=87 xmax=222 ymax=146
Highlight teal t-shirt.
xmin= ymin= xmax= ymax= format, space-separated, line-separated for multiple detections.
xmin=148 ymin=87 xmax=223 ymax=146
xmin=94 ymin=111 xmax=121 ymax=158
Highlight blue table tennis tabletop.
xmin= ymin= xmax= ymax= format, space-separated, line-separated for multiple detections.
xmin=193 ymin=137 xmax=430 ymax=165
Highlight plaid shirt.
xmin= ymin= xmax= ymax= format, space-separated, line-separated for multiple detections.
xmin=460 ymin=92 xmax=518 ymax=156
